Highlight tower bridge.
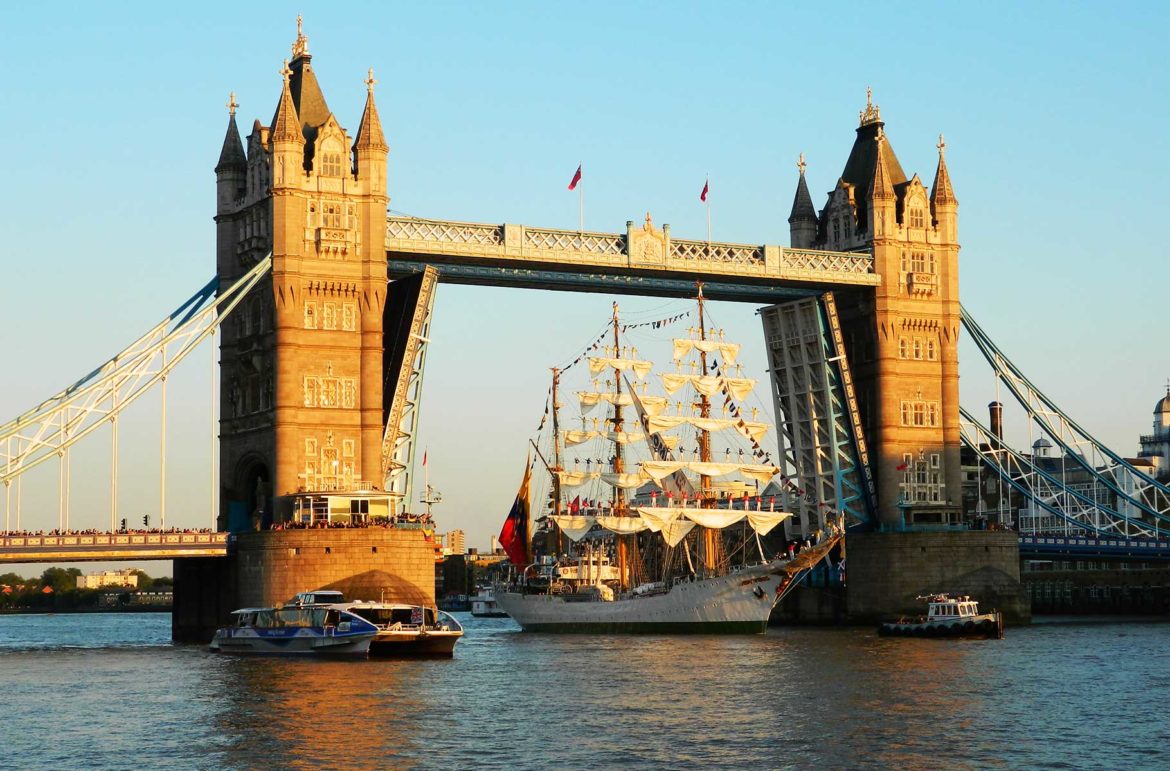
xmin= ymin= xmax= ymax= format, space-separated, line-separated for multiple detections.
xmin=11 ymin=22 xmax=1170 ymax=636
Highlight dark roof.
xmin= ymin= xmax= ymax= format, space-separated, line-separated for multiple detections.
xmin=215 ymin=113 xmax=246 ymax=172
xmin=270 ymin=53 xmax=332 ymax=168
xmin=841 ymin=121 xmax=907 ymax=194
xmin=788 ymin=171 xmax=817 ymax=223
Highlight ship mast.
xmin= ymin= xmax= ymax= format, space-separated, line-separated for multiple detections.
xmin=695 ymin=282 xmax=719 ymax=573
xmin=551 ymin=367 xmax=564 ymax=554
xmin=610 ymin=302 xmax=631 ymax=590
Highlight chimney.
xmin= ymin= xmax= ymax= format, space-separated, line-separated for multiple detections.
xmin=989 ymin=401 xmax=1003 ymax=449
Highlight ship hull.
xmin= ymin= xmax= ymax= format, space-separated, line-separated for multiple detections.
xmin=495 ymin=560 xmax=788 ymax=634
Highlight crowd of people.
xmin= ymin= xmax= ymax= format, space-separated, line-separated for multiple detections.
xmin=1 ymin=527 xmax=217 ymax=538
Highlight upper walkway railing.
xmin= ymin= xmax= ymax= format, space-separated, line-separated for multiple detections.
xmin=0 ymin=530 xmax=230 ymax=563
xmin=385 ymin=216 xmax=878 ymax=289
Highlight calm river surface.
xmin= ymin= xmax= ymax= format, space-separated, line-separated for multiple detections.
xmin=0 ymin=613 xmax=1165 ymax=769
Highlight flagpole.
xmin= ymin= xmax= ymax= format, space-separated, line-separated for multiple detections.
xmin=706 ymin=174 xmax=711 ymax=246
xmin=578 ymin=164 xmax=584 ymax=233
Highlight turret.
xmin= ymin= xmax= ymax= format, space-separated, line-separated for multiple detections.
xmin=866 ymin=127 xmax=896 ymax=240
xmin=270 ymin=60 xmax=305 ymax=188
xmin=787 ymin=153 xmax=817 ymax=249
xmin=930 ymin=134 xmax=958 ymax=243
xmin=353 ymin=68 xmax=389 ymax=194
xmin=215 ymin=92 xmax=247 ymax=212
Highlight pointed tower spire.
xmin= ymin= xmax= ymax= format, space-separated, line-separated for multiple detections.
xmin=869 ymin=128 xmax=895 ymax=201
xmin=271 ymin=60 xmax=304 ymax=145
xmin=354 ymin=68 xmax=388 ymax=152
xmin=788 ymin=153 xmax=818 ymax=249
xmin=931 ymin=133 xmax=957 ymax=206
xmin=216 ymin=92 xmax=247 ymax=173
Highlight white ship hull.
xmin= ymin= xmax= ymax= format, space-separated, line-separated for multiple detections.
xmin=495 ymin=559 xmax=791 ymax=634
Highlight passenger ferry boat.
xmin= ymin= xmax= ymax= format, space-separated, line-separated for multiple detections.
xmin=470 ymin=586 xmax=508 ymax=618
xmin=210 ymin=590 xmax=464 ymax=657
xmin=209 ymin=591 xmax=378 ymax=656
xmin=878 ymin=594 xmax=1004 ymax=639
xmin=347 ymin=601 xmax=464 ymax=657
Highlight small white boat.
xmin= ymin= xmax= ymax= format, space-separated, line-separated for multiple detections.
xmin=209 ymin=591 xmax=378 ymax=656
xmin=470 ymin=586 xmax=508 ymax=618
xmin=878 ymin=594 xmax=1004 ymax=639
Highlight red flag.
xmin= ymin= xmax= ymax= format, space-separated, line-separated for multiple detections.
xmin=896 ymin=461 xmax=910 ymax=472
xmin=700 ymin=178 xmax=709 ymax=202
xmin=568 ymin=164 xmax=582 ymax=191
xmin=422 ymin=450 xmax=427 ymax=467
xmin=568 ymin=495 xmax=581 ymax=515
xmin=499 ymin=458 xmax=532 ymax=565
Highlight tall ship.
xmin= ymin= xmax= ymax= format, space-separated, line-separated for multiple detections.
xmin=495 ymin=285 xmax=843 ymax=633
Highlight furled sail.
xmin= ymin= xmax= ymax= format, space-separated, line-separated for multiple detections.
xmin=660 ymin=373 xmax=756 ymax=401
xmin=588 ymin=357 xmax=654 ymax=379
xmin=645 ymin=414 xmax=770 ymax=442
xmin=672 ymin=339 xmax=740 ymax=365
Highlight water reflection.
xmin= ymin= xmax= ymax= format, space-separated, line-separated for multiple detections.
xmin=1 ymin=613 xmax=1167 ymax=769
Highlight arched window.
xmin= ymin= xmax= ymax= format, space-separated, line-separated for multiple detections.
xmin=319 ymin=139 xmax=343 ymax=177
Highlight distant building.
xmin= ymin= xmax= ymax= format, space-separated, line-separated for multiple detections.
xmin=76 ymin=569 xmax=139 ymax=590
xmin=444 ymin=529 xmax=465 ymax=555
xmin=1137 ymin=388 xmax=1170 ymax=482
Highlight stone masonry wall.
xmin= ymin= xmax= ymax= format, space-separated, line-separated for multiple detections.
xmin=846 ymin=531 xmax=1030 ymax=624
xmin=233 ymin=528 xmax=436 ymax=610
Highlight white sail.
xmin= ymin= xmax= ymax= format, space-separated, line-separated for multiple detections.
xmin=578 ymin=392 xmax=667 ymax=415
xmin=551 ymin=515 xmax=597 ymax=541
xmin=645 ymin=414 xmax=770 ymax=442
xmin=588 ymin=357 xmax=654 ymax=379
xmin=562 ymin=430 xmax=676 ymax=448
xmin=672 ymin=338 xmax=740 ymax=365
xmin=599 ymin=471 xmax=651 ymax=489
xmin=660 ymin=373 xmax=756 ymax=401
xmin=556 ymin=470 xmax=601 ymax=488
xmin=746 ymin=510 xmax=790 ymax=536
xmin=633 ymin=506 xmax=792 ymax=536
xmin=641 ymin=460 xmax=779 ymax=484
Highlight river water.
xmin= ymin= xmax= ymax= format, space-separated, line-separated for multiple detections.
xmin=0 ymin=613 xmax=1164 ymax=770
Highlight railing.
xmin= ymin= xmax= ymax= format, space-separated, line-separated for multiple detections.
xmin=670 ymin=239 xmax=764 ymax=265
xmin=523 ymin=227 xmax=625 ymax=256
xmin=0 ymin=531 xmax=228 ymax=548
xmin=386 ymin=217 xmax=503 ymax=246
xmin=385 ymin=216 xmax=877 ymax=284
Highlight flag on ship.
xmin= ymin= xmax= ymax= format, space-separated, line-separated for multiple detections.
xmin=499 ymin=456 xmax=532 ymax=565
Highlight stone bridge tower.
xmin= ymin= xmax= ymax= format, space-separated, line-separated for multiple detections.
xmin=213 ymin=22 xmax=389 ymax=530
xmin=789 ymin=90 xmax=960 ymax=529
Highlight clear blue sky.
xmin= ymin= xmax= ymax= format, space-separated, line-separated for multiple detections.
xmin=2 ymin=1 xmax=1168 ymax=563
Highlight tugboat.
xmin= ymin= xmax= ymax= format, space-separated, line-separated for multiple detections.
xmin=470 ymin=586 xmax=508 ymax=618
xmin=878 ymin=594 xmax=1004 ymax=639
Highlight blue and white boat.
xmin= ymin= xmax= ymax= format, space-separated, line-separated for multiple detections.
xmin=209 ymin=590 xmax=378 ymax=656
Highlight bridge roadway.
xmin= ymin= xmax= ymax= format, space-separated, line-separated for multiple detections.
xmin=1019 ymin=534 xmax=1170 ymax=561
xmin=384 ymin=216 xmax=879 ymax=302
xmin=0 ymin=531 xmax=229 ymax=563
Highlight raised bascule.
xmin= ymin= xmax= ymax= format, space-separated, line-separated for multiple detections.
xmin=28 ymin=22 xmax=1170 ymax=638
